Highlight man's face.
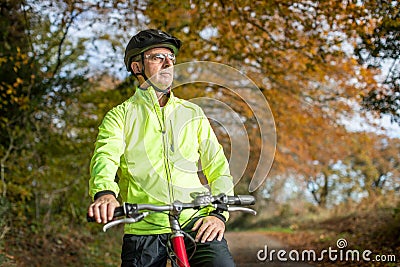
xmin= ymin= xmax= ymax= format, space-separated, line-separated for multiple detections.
xmin=140 ymin=47 xmax=175 ymax=89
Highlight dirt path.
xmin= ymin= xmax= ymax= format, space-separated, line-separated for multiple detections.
xmin=225 ymin=231 xmax=314 ymax=267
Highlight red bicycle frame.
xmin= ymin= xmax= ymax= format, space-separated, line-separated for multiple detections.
xmin=171 ymin=234 xmax=190 ymax=267
xmin=169 ymin=203 xmax=190 ymax=267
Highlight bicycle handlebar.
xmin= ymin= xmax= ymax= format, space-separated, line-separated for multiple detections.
xmin=227 ymin=195 xmax=256 ymax=205
xmin=87 ymin=193 xmax=257 ymax=228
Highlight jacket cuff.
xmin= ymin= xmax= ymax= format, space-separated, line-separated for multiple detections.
xmin=94 ymin=190 xmax=116 ymax=200
xmin=209 ymin=210 xmax=226 ymax=223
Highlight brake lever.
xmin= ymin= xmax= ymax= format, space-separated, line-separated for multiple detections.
xmin=227 ymin=207 xmax=257 ymax=216
xmin=103 ymin=212 xmax=150 ymax=232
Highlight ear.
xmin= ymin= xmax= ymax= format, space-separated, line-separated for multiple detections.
xmin=131 ymin=61 xmax=141 ymax=75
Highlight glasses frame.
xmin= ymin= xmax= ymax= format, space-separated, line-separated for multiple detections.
xmin=144 ymin=53 xmax=176 ymax=65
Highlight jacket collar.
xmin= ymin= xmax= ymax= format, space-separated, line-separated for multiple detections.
xmin=134 ymin=86 xmax=175 ymax=107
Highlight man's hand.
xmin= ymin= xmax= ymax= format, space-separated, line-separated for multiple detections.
xmin=192 ymin=216 xmax=225 ymax=243
xmin=87 ymin=194 xmax=120 ymax=224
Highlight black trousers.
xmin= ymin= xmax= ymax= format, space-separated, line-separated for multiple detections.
xmin=121 ymin=217 xmax=235 ymax=267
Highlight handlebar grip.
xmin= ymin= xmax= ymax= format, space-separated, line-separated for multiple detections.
xmin=228 ymin=195 xmax=255 ymax=205
xmin=113 ymin=206 xmax=125 ymax=218
xmin=87 ymin=213 xmax=96 ymax=222
xmin=86 ymin=206 xmax=125 ymax=222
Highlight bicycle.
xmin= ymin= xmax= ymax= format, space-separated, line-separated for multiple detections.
xmin=87 ymin=192 xmax=256 ymax=267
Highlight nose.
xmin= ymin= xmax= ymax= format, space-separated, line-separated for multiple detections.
xmin=162 ymin=57 xmax=173 ymax=68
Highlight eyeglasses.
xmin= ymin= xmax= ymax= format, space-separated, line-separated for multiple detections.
xmin=144 ymin=53 xmax=176 ymax=64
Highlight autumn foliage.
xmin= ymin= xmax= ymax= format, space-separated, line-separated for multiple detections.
xmin=0 ymin=0 xmax=399 ymax=266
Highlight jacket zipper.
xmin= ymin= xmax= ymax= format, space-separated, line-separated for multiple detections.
xmin=150 ymin=91 xmax=175 ymax=202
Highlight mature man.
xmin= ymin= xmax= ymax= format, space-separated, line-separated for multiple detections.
xmin=88 ymin=29 xmax=235 ymax=266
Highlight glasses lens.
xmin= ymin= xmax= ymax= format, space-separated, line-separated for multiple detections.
xmin=146 ymin=53 xmax=176 ymax=64
xmin=166 ymin=54 xmax=176 ymax=63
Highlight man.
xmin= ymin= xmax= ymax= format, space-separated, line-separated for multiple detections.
xmin=87 ymin=29 xmax=235 ymax=266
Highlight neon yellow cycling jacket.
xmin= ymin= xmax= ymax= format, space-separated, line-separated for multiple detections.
xmin=89 ymin=87 xmax=234 ymax=235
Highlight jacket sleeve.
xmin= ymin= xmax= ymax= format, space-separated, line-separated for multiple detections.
xmin=197 ymin=109 xmax=234 ymax=220
xmin=89 ymin=106 xmax=125 ymax=201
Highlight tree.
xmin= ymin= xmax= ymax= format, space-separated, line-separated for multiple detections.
xmin=137 ymin=0 xmax=399 ymax=206
xmin=349 ymin=1 xmax=400 ymax=123
xmin=0 ymin=0 xmax=40 ymax=204
xmin=0 ymin=0 xmax=91 ymax=224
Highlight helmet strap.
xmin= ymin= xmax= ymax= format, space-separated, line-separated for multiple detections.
xmin=138 ymin=52 xmax=171 ymax=94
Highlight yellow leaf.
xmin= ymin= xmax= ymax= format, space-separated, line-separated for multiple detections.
xmin=6 ymin=87 xmax=14 ymax=95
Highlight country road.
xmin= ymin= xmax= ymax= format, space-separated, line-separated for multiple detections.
xmin=225 ymin=232 xmax=314 ymax=267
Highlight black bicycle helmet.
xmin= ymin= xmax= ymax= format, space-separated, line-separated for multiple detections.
xmin=124 ymin=29 xmax=182 ymax=72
